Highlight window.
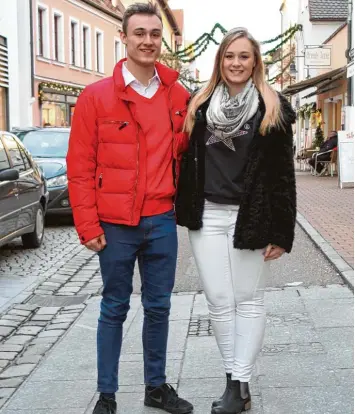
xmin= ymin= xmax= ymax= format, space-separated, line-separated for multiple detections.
xmin=70 ymin=19 xmax=80 ymax=66
xmin=95 ymin=29 xmax=104 ymax=73
xmin=82 ymin=25 xmax=91 ymax=69
xmin=37 ymin=4 xmax=49 ymax=58
xmin=19 ymin=147 xmax=31 ymax=170
xmin=0 ymin=139 xmax=10 ymax=172
xmin=114 ymin=39 xmax=121 ymax=63
xmin=52 ymin=11 xmax=64 ymax=62
xmin=2 ymin=135 xmax=26 ymax=173
xmin=38 ymin=8 xmax=44 ymax=56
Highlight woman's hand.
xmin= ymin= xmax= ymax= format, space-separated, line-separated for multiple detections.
xmin=263 ymin=244 xmax=285 ymax=261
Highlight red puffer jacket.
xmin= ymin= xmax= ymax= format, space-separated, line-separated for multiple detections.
xmin=67 ymin=59 xmax=190 ymax=244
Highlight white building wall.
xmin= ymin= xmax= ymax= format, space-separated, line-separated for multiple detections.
xmin=293 ymin=1 xmax=345 ymax=151
xmin=0 ymin=0 xmax=33 ymax=129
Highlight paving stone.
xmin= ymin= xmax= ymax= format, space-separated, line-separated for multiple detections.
xmin=0 ymin=320 xmax=20 ymax=328
xmin=30 ymin=315 xmax=53 ymax=322
xmin=22 ymin=321 xmax=47 ymax=327
xmin=58 ymin=287 xmax=81 ymax=293
xmin=46 ymin=322 xmax=71 ymax=330
xmin=38 ymin=330 xmax=65 ymax=338
xmin=0 ymin=327 xmax=15 ymax=337
xmin=4 ymin=336 xmax=33 ymax=346
xmin=40 ymin=282 xmax=61 ymax=288
xmin=0 ymin=377 xmax=25 ymax=388
xmin=0 ymin=352 xmax=17 ymax=361
xmin=16 ymin=355 xmax=42 ymax=365
xmin=0 ymin=345 xmax=23 ymax=353
xmin=34 ymin=290 xmax=52 ymax=295
xmin=1 ymin=315 xmax=26 ymax=322
xmin=35 ymin=307 xmax=60 ymax=315
xmin=24 ymin=343 xmax=53 ymax=356
xmin=0 ymin=364 xmax=36 ymax=378
xmin=35 ymin=285 xmax=55 ymax=292
xmin=0 ymin=360 xmax=9 ymax=369
xmin=16 ymin=326 xmax=43 ymax=336
xmin=7 ymin=310 xmax=31 ymax=317
xmin=12 ymin=305 xmax=38 ymax=312
xmin=0 ymin=387 xmax=16 ymax=398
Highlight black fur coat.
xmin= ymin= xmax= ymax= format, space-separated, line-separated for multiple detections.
xmin=175 ymin=93 xmax=297 ymax=253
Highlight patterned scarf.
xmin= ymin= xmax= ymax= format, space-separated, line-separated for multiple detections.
xmin=206 ymin=79 xmax=259 ymax=140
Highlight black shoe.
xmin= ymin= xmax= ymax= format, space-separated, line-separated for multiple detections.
xmin=93 ymin=395 xmax=117 ymax=414
xmin=211 ymin=380 xmax=251 ymax=414
xmin=212 ymin=373 xmax=232 ymax=408
xmin=144 ymin=383 xmax=194 ymax=414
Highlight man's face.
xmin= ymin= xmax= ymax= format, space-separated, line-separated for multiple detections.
xmin=121 ymin=14 xmax=163 ymax=67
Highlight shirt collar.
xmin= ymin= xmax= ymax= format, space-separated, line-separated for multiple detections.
xmin=122 ymin=62 xmax=161 ymax=88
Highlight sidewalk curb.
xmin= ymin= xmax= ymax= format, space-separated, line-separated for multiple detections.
xmin=296 ymin=211 xmax=354 ymax=291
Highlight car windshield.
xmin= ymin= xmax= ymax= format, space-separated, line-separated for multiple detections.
xmin=22 ymin=130 xmax=70 ymax=158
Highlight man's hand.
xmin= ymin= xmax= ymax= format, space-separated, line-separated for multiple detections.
xmin=85 ymin=234 xmax=107 ymax=252
xmin=263 ymin=244 xmax=285 ymax=262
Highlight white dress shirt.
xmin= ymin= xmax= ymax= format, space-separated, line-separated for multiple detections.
xmin=122 ymin=62 xmax=161 ymax=99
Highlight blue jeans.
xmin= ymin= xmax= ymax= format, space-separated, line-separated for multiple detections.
xmin=97 ymin=210 xmax=178 ymax=393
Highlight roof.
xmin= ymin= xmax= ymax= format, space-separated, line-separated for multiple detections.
xmin=309 ymin=0 xmax=348 ymax=21
xmin=156 ymin=0 xmax=181 ymax=36
xmin=282 ymin=66 xmax=346 ymax=95
xmin=81 ymin=0 xmax=124 ymax=21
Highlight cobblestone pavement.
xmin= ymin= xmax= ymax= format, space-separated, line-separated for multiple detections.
xmin=296 ymin=172 xmax=354 ymax=268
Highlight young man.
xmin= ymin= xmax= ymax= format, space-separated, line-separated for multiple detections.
xmin=66 ymin=3 xmax=192 ymax=414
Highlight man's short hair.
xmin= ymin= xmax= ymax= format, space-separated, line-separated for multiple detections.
xmin=122 ymin=2 xmax=163 ymax=34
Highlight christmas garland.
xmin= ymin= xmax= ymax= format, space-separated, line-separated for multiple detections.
xmin=163 ymin=23 xmax=302 ymax=64
xmin=39 ymin=81 xmax=83 ymax=101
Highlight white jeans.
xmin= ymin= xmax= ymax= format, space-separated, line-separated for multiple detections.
xmin=189 ymin=201 xmax=270 ymax=382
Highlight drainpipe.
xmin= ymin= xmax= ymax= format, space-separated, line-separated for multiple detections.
xmin=347 ymin=0 xmax=353 ymax=106
xmin=29 ymin=0 xmax=34 ymax=98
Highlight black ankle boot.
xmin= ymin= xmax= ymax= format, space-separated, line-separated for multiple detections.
xmin=211 ymin=380 xmax=251 ymax=414
xmin=212 ymin=373 xmax=232 ymax=408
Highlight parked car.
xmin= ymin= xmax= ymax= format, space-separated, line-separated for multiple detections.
xmin=0 ymin=131 xmax=48 ymax=248
xmin=12 ymin=126 xmax=40 ymax=141
xmin=17 ymin=128 xmax=71 ymax=215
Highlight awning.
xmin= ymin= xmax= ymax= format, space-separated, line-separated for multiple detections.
xmin=282 ymin=66 xmax=346 ymax=96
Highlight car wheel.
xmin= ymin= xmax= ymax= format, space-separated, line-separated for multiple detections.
xmin=21 ymin=204 xmax=45 ymax=248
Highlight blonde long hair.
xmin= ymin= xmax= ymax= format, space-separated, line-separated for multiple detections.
xmin=185 ymin=28 xmax=283 ymax=136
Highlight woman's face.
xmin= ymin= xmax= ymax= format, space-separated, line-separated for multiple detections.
xmin=222 ymin=37 xmax=256 ymax=88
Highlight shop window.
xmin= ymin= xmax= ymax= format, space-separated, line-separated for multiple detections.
xmin=0 ymin=87 xmax=8 ymax=131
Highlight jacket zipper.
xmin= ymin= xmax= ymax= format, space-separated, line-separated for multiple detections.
xmin=131 ymin=118 xmax=140 ymax=225
xmin=167 ymin=85 xmax=179 ymax=198
xmin=98 ymin=173 xmax=103 ymax=188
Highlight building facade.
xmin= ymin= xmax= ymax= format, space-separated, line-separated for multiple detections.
xmin=283 ymin=0 xmax=348 ymax=151
xmin=33 ymin=0 xmax=125 ymax=127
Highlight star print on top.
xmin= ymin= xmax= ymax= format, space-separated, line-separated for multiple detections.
xmin=206 ymin=123 xmax=251 ymax=151
xmin=204 ymin=112 xmax=258 ymax=205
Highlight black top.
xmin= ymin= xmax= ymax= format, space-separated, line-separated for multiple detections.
xmin=175 ymin=93 xmax=297 ymax=253
xmin=204 ymin=113 xmax=257 ymax=205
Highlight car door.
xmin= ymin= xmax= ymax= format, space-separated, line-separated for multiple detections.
xmin=0 ymin=136 xmax=19 ymax=241
xmin=2 ymin=134 xmax=39 ymax=230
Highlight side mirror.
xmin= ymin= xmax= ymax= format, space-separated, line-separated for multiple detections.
xmin=0 ymin=169 xmax=20 ymax=182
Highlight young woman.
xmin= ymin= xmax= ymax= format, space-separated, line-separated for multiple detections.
xmin=175 ymin=27 xmax=296 ymax=414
